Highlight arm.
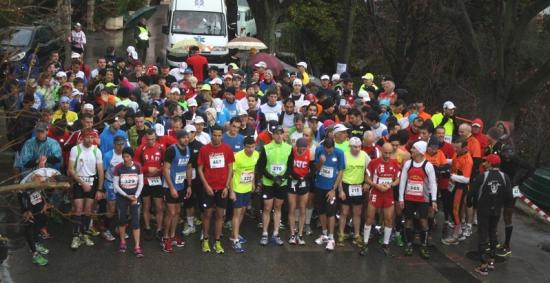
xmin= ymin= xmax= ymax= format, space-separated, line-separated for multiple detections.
xmin=113 ymin=176 xmax=127 ymax=197
xmin=255 ymin=147 xmax=268 ymax=181
xmin=398 ymin=162 xmax=410 ymax=202
xmin=135 ymin=173 xmax=144 ymax=198
xmin=163 ymin=161 xmax=176 ymax=192
xmin=426 ymin=163 xmax=438 ymax=201
xmin=283 ymin=152 xmax=294 ymax=180
xmin=96 ymin=159 xmax=104 ymax=192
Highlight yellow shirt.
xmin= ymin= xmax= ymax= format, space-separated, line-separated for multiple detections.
xmin=52 ymin=110 xmax=79 ymax=125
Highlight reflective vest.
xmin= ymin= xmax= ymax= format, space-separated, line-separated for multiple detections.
xmin=262 ymin=142 xmax=292 ymax=186
xmin=138 ymin=26 xmax=149 ymax=41
xmin=343 ymin=151 xmax=367 ymax=185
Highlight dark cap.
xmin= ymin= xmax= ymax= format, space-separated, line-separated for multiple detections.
xmin=273 ymin=125 xmax=284 ymax=133
xmin=428 ymin=136 xmax=440 ymax=148
xmin=296 ymin=138 xmax=308 ymax=148
xmin=114 ymin=136 xmax=126 ymax=145
xmin=35 ymin=122 xmax=49 ymax=132
xmin=267 ymin=120 xmax=278 ymax=134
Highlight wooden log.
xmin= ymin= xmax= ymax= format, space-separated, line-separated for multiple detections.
xmin=0 ymin=182 xmax=71 ymax=194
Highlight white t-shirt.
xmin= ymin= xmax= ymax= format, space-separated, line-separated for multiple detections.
xmin=195 ymin=132 xmax=211 ymax=145
xmin=69 ymin=145 xmax=102 ymax=177
xmin=260 ymin=102 xmax=282 ymax=122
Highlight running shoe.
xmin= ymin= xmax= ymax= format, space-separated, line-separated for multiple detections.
xmin=352 ymin=235 xmax=364 ymax=248
xmin=202 ymin=239 xmax=211 ymax=253
xmin=102 ymin=230 xmax=116 ymax=242
xmin=474 ymin=266 xmax=489 ymax=276
xmin=182 ymin=225 xmax=196 ymax=236
xmin=232 ymin=241 xmax=245 ymax=253
xmin=315 ymin=235 xmax=329 ymax=245
xmin=143 ymin=228 xmax=154 ymax=241
xmin=288 ymin=235 xmax=297 ymax=245
xmin=496 ymin=246 xmax=511 ymax=257
xmin=382 ymin=244 xmax=392 ymax=257
xmin=441 ymin=236 xmax=459 ymax=246
xmin=119 ymin=242 xmax=127 ymax=253
xmin=305 ymin=224 xmax=313 ymax=236
xmin=215 ymin=240 xmax=225 ymax=254
xmin=238 ymin=235 xmax=247 ymax=244
xmin=458 ymin=233 xmax=466 ymax=241
xmin=134 ymin=247 xmax=144 ymax=258
xmin=404 ymin=244 xmax=413 ymax=256
xmin=162 ymin=238 xmax=173 ymax=253
xmin=272 ymin=235 xmax=284 ymax=246
xmin=70 ymin=236 xmax=82 ymax=250
xmin=35 ymin=243 xmax=49 ymax=255
xmin=80 ymin=234 xmax=94 ymax=246
xmin=336 ymin=234 xmax=345 ymax=247
xmin=420 ymin=247 xmax=430 ymax=259
xmin=194 ymin=217 xmax=202 ymax=226
xmin=260 ymin=235 xmax=269 ymax=246
xmin=326 ymin=239 xmax=335 ymax=251
xmin=172 ymin=236 xmax=185 ymax=248
xmin=463 ymin=226 xmax=472 ymax=237
xmin=32 ymin=253 xmax=48 ymax=266
xmin=359 ymin=245 xmax=369 ymax=256
xmin=394 ymin=234 xmax=404 ymax=247
xmin=86 ymin=226 xmax=101 ymax=237
xmin=297 ymin=236 xmax=306 ymax=245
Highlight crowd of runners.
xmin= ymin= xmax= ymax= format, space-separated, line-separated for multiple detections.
xmin=0 ymin=21 xmax=532 ymax=276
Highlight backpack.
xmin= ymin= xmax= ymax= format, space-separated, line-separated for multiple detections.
xmin=477 ymin=170 xmax=507 ymax=201
xmin=74 ymin=144 xmax=99 ymax=170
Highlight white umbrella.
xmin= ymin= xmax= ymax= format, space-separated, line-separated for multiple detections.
xmin=227 ymin=36 xmax=268 ymax=50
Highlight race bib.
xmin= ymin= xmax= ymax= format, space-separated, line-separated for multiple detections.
xmin=175 ymin=172 xmax=186 ymax=184
xmin=240 ymin=171 xmax=254 ymax=184
xmin=265 ymin=112 xmax=278 ymax=121
xmin=81 ymin=176 xmax=94 ymax=186
xmin=209 ymin=154 xmax=225 ymax=169
xmin=406 ymin=180 xmax=424 ymax=196
xmin=270 ymin=164 xmax=285 ymax=175
xmin=320 ymin=166 xmax=334 ymax=178
xmin=147 ymin=177 xmax=162 ymax=186
xmin=377 ymin=177 xmax=393 ymax=186
xmin=120 ymin=174 xmax=138 ymax=189
xmin=444 ymin=135 xmax=453 ymax=144
xmin=348 ymin=184 xmax=363 ymax=197
xmin=30 ymin=191 xmax=43 ymax=205
xmin=291 ymin=179 xmax=307 ymax=188
xmin=512 ymin=186 xmax=521 ymax=198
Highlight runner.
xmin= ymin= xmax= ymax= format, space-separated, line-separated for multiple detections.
xmin=288 ymin=138 xmax=311 ymax=245
xmin=134 ymin=129 xmax=166 ymax=241
xmin=337 ymin=137 xmax=370 ymax=248
xmin=361 ymin=143 xmax=400 ymax=256
xmin=67 ymin=128 xmax=105 ymax=250
xmin=182 ymin=124 xmax=203 ymax=237
xmin=101 ymin=136 xmax=126 ymax=242
xmin=229 ymin=136 xmax=259 ymax=253
xmin=198 ymin=125 xmax=234 ymax=254
xmin=162 ymin=129 xmax=193 ymax=252
xmin=313 ymin=138 xmax=345 ymax=251
xmin=112 ymin=147 xmax=144 ymax=258
xmin=256 ymin=125 xmax=292 ymax=246
xmin=398 ymin=141 xmax=437 ymax=258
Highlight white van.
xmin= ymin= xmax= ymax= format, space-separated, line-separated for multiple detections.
xmin=163 ymin=0 xmax=229 ymax=69
xmin=237 ymin=2 xmax=256 ymax=36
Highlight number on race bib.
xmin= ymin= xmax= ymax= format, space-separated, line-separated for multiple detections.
xmin=512 ymin=186 xmax=521 ymax=198
xmin=406 ymin=180 xmax=424 ymax=196
xmin=320 ymin=166 xmax=334 ymax=178
xmin=240 ymin=172 xmax=254 ymax=184
xmin=270 ymin=164 xmax=285 ymax=175
xmin=209 ymin=154 xmax=225 ymax=169
xmin=30 ymin=192 xmax=43 ymax=205
xmin=348 ymin=185 xmax=363 ymax=197
xmin=148 ymin=177 xmax=162 ymax=186
xmin=175 ymin=172 xmax=186 ymax=184
xmin=81 ymin=176 xmax=94 ymax=186
xmin=377 ymin=177 xmax=393 ymax=186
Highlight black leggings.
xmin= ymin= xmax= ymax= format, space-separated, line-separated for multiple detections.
xmin=24 ymin=213 xmax=47 ymax=253
xmin=477 ymin=213 xmax=500 ymax=264
xmin=440 ymin=189 xmax=453 ymax=222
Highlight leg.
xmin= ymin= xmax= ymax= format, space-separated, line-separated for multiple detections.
xmin=262 ymin=199 xmax=274 ymax=235
xmin=131 ymin=203 xmax=141 ymax=249
xmin=297 ymin=193 xmax=308 ymax=236
xmin=503 ymin=207 xmax=513 ymax=250
xmin=273 ymin=198 xmax=284 ymax=236
xmin=142 ymin=196 xmax=152 ymax=229
xmin=382 ymin=206 xmax=395 ymax=245
xmin=232 ymin=207 xmax=244 ymax=240
xmin=72 ymin=198 xmax=84 ymax=236
xmin=154 ymin=198 xmax=165 ymax=233
xmin=82 ymin=198 xmax=96 ymax=233
xmin=202 ymin=208 xmax=214 ymax=239
xmin=287 ymin=194 xmax=297 ymax=236
xmin=338 ymin=204 xmax=350 ymax=237
xmin=214 ymin=207 xmax=225 ymax=240
xmin=164 ymin=204 xmax=178 ymax=239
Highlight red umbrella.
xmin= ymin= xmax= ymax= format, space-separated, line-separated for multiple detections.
xmin=247 ymin=52 xmax=284 ymax=76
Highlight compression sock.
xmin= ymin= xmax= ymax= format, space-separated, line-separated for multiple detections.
xmin=363 ymin=225 xmax=372 ymax=244
xmin=82 ymin=215 xmax=91 ymax=232
xmin=187 ymin=217 xmax=194 ymax=227
xmin=305 ymin=209 xmax=313 ymax=225
xmin=383 ymin=227 xmax=392 ymax=245
xmin=404 ymin=227 xmax=414 ymax=244
xmin=420 ymin=230 xmax=429 ymax=246
xmin=72 ymin=215 xmax=82 ymax=236
xmin=428 ymin=217 xmax=435 ymax=232
xmin=505 ymin=225 xmax=513 ymax=248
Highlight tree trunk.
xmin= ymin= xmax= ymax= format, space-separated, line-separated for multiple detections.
xmin=86 ymin=0 xmax=95 ymax=32
xmin=58 ymin=0 xmax=72 ymax=64
xmin=339 ymin=0 xmax=355 ymax=64
xmin=226 ymin=0 xmax=238 ymax=40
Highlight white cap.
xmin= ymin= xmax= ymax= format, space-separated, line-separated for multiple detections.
xmin=209 ymin=78 xmax=223 ymax=85
xmin=320 ymin=75 xmax=330 ymax=80
xmin=358 ymin=89 xmax=370 ymax=101
xmin=193 ymin=116 xmax=205 ymax=124
xmin=178 ymin=62 xmax=188 ymax=73
xmin=170 ymin=87 xmax=181 ymax=94
xmin=331 ymin=73 xmax=340 ymax=81
xmin=83 ymin=103 xmax=94 ymax=111
xmin=333 ymin=124 xmax=349 ymax=133
xmin=71 ymin=52 xmax=81 ymax=59
xmin=187 ymin=98 xmax=198 ymax=107
xmin=413 ymin=141 xmax=428 ymax=155
xmin=254 ymin=61 xmax=267 ymax=68
xmin=296 ymin=100 xmax=311 ymax=109
xmin=71 ymin=89 xmax=83 ymax=96
xmin=297 ymin=61 xmax=308 ymax=69
xmin=237 ymin=108 xmax=248 ymax=116
xmin=349 ymin=137 xmax=362 ymax=146
xmin=75 ymin=72 xmax=85 ymax=80
xmin=184 ymin=125 xmax=197 ymax=132
xmin=56 ymin=71 xmax=67 ymax=78
xmin=443 ymin=101 xmax=456 ymax=109
xmin=293 ymin=78 xmax=303 ymax=86
xmin=223 ymin=74 xmax=233 ymax=80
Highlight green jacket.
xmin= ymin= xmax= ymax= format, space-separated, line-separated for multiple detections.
xmin=127 ymin=125 xmax=149 ymax=149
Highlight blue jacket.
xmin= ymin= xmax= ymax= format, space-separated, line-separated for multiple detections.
xmin=99 ymin=126 xmax=129 ymax=154
xmin=16 ymin=137 xmax=62 ymax=171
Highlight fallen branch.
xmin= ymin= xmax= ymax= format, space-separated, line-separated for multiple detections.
xmin=0 ymin=182 xmax=71 ymax=194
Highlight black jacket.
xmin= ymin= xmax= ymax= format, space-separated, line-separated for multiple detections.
xmin=470 ymin=169 xmax=514 ymax=216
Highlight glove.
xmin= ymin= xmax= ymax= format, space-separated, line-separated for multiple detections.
xmin=273 ymin=176 xmax=283 ymax=188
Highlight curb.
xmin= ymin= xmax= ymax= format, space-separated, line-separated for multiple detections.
xmin=517 ymin=193 xmax=550 ymax=224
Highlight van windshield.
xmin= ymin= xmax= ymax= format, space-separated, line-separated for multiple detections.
xmin=172 ymin=11 xmax=226 ymax=36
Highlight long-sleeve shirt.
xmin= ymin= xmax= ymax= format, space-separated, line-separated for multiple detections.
xmin=399 ymin=159 xmax=437 ymax=202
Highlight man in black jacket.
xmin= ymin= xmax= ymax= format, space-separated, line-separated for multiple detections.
xmin=470 ymin=154 xmax=514 ymax=276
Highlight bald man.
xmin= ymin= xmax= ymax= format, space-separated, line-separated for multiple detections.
xmin=362 ymin=131 xmax=381 ymax=160
xmin=458 ymin=123 xmax=482 ymax=238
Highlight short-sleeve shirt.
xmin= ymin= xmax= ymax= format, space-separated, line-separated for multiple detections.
xmin=198 ymin=143 xmax=235 ymax=190
xmin=69 ymin=145 xmax=102 ymax=177
xmin=222 ymin=133 xmax=245 ymax=153
xmin=232 ymin=150 xmax=259 ymax=194
xmin=314 ymin=147 xmax=345 ymax=190
xmin=367 ymin=158 xmax=401 ymax=185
